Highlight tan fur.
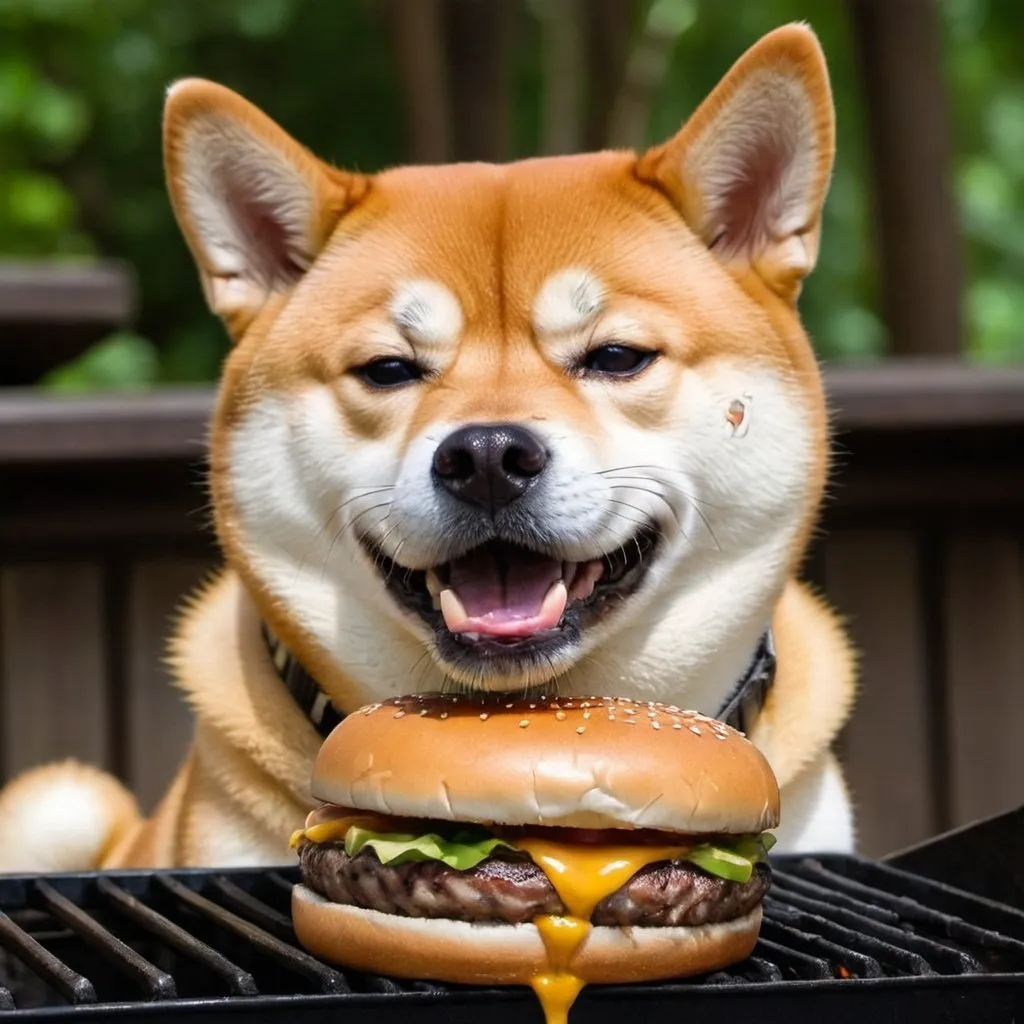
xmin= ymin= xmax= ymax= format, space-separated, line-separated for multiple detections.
xmin=102 ymin=568 xmax=854 ymax=868
xmin=0 ymin=24 xmax=858 ymax=872
xmin=0 ymin=760 xmax=140 ymax=872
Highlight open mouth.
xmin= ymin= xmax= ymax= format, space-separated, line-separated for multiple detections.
xmin=361 ymin=527 xmax=659 ymax=671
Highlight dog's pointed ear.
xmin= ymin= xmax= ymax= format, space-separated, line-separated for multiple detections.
xmin=637 ymin=23 xmax=835 ymax=302
xmin=163 ymin=79 xmax=367 ymax=339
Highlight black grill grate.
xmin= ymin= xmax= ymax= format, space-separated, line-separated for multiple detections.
xmin=1 ymin=855 xmax=1023 ymax=1022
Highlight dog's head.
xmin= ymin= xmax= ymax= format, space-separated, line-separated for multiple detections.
xmin=163 ymin=24 xmax=835 ymax=709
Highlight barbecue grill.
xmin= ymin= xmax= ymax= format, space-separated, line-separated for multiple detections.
xmin=3 ymin=838 xmax=1024 ymax=1023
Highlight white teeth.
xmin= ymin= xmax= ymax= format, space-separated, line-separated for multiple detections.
xmin=426 ymin=569 xmax=444 ymax=610
xmin=568 ymin=560 xmax=605 ymax=602
xmin=440 ymin=588 xmax=469 ymax=632
xmin=541 ymin=579 xmax=568 ymax=623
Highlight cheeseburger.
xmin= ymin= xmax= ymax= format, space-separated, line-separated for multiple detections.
xmin=290 ymin=693 xmax=779 ymax=1023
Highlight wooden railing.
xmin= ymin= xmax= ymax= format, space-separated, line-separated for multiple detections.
xmin=1 ymin=360 xmax=1023 ymax=857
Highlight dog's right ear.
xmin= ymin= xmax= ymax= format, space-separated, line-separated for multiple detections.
xmin=163 ymin=79 xmax=367 ymax=340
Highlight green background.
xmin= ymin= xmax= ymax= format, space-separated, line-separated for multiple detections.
xmin=1 ymin=0 xmax=1021 ymax=391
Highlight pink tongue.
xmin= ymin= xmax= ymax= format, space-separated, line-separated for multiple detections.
xmin=445 ymin=546 xmax=564 ymax=637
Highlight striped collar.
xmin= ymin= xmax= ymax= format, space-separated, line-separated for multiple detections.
xmin=262 ymin=624 xmax=345 ymax=738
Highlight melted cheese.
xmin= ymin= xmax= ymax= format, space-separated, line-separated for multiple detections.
xmin=291 ymin=818 xmax=689 ymax=1023
xmin=512 ymin=839 xmax=690 ymax=920
xmin=512 ymin=838 xmax=690 ymax=1024
xmin=288 ymin=813 xmax=394 ymax=849
xmin=530 ymin=971 xmax=586 ymax=1024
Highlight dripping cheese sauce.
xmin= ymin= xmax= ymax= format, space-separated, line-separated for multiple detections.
xmin=291 ymin=812 xmax=692 ymax=1024
xmin=512 ymin=838 xmax=690 ymax=1024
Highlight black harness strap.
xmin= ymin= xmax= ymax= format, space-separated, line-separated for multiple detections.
xmin=714 ymin=628 xmax=777 ymax=736
xmin=262 ymin=623 xmax=776 ymax=740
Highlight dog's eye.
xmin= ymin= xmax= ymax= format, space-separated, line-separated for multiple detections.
xmin=581 ymin=345 xmax=656 ymax=377
xmin=355 ymin=357 xmax=424 ymax=388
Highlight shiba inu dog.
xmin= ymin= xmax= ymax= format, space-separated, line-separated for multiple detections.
xmin=0 ymin=23 xmax=857 ymax=874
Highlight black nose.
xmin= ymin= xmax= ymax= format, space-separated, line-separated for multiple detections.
xmin=432 ymin=423 xmax=548 ymax=512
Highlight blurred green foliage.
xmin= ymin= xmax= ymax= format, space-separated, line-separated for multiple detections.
xmin=1 ymin=0 xmax=1022 ymax=390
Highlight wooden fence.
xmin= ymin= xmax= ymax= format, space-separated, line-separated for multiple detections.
xmin=1 ymin=360 xmax=1023 ymax=858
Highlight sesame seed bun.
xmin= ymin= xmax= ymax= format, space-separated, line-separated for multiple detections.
xmin=309 ymin=693 xmax=780 ymax=835
xmin=292 ymin=884 xmax=763 ymax=985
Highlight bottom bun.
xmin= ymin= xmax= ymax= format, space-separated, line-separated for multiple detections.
xmin=292 ymin=884 xmax=762 ymax=986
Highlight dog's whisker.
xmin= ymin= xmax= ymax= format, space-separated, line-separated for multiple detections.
xmin=605 ymin=483 xmax=685 ymax=533
xmin=329 ymin=485 xmax=396 ymax=518
xmin=598 ymin=469 xmax=727 ymax=512
xmin=690 ymin=501 xmax=722 ymax=552
xmin=407 ymin=646 xmax=434 ymax=686
xmin=376 ymin=520 xmax=403 ymax=578
xmin=602 ymin=474 xmax=722 ymax=551
xmin=633 ymin=532 xmax=645 ymax=569
xmin=321 ymin=527 xmax=346 ymax=583
xmin=540 ymin=651 xmax=562 ymax=691
xmin=604 ymin=500 xmax=655 ymax=532
xmin=341 ymin=499 xmax=394 ymax=537
xmin=598 ymin=466 xmax=731 ymax=508
xmin=380 ymin=532 xmax=409 ymax=588
xmin=319 ymin=486 xmax=397 ymax=543
xmin=391 ymin=538 xmax=408 ymax=582
xmin=298 ymin=486 xmax=396 ymax=583
xmin=321 ymin=501 xmax=394 ymax=583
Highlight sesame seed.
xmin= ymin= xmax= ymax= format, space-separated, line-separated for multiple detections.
xmin=623 ymin=719 xmax=636 ymax=725
xmin=715 ymin=733 xmax=727 ymax=740
xmin=555 ymin=711 xmax=567 ymax=721
xmin=672 ymin=723 xmax=682 ymax=730
xmin=689 ymin=726 xmax=702 ymax=736
xmin=393 ymin=711 xmax=406 ymax=719
xmin=608 ymin=713 xmax=616 ymax=721
xmin=529 ymin=703 xmax=537 ymax=710
xmin=624 ymin=708 xmax=637 ymax=715
xmin=576 ymin=726 xmax=586 ymax=735
xmin=647 ymin=710 xmax=657 ymax=718
xmin=651 ymin=720 xmax=661 ymax=730
xmin=582 ymin=701 xmax=591 ymax=708
xmin=583 ymin=711 xmax=591 ymax=720
xmin=505 ymin=703 xmax=514 ymax=709
xmin=479 ymin=713 xmax=489 ymax=721
xmin=440 ymin=711 xmax=449 ymax=720
xmin=419 ymin=709 xmax=429 ymax=716
xmin=519 ymin=719 xmax=530 ymax=729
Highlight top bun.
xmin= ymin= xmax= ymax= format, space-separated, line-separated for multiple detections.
xmin=311 ymin=693 xmax=780 ymax=835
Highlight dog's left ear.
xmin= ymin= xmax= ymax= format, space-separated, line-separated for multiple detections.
xmin=638 ymin=23 xmax=835 ymax=302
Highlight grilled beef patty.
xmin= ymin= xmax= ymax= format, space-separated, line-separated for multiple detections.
xmin=297 ymin=841 xmax=770 ymax=927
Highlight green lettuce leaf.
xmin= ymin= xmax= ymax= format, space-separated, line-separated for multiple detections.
xmin=684 ymin=833 xmax=776 ymax=883
xmin=344 ymin=825 xmax=516 ymax=870
xmin=341 ymin=824 xmax=775 ymax=883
